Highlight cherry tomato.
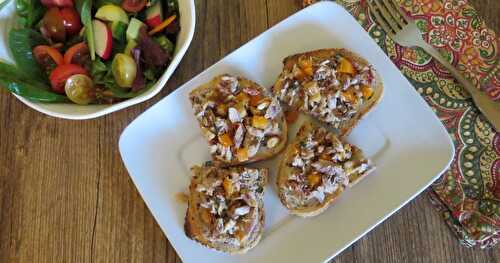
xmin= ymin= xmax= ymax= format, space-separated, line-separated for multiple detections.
xmin=65 ymin=74 xmax=95 ymax=105
xmin=32 ymin=45 xmax=64 ymax=75
xmin=121 ymin=0 xmax=146 ymax=12
xmin=41 ymin=0 xmax=73 ymax=7
xmin=112 ymin=53 xmax=137 ymax=88
xmin=49 ymin=64 xmax=88 ymax=93
xmin=60 ymin=7 xmax=82 ymax=36
xmin=64 ymin=42 xmax=90 ymax=69
xmin=41 ymin=7 xmax=66 ymax=42
xmin=33 ymin=45 xmax=64 ymax=65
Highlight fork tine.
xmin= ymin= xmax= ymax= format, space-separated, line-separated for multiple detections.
xmin=367 ymin=0 xmax=396 ymax=36
xmin=372 ymin=0 xmax=401 ymax=32
xmin=381 ymin=0 xmax=408 ymax=28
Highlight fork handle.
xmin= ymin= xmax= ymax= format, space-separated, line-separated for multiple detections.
xmin=417 ymin=41 xmax=500 ymax=131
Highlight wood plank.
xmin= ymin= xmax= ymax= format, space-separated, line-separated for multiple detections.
xmin=469 ymin=0 xmax=500 ymax=33
xmin=0 ymin=100 xmax=100 ymax=262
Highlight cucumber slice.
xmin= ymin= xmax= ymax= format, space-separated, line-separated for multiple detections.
xmin=126 ymin=18 xmax=146 ymax=41
xmin=111 ymin=21 xmax=127 ymax=41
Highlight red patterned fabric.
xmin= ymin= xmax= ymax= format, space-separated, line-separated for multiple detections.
xmin=303 ymin=0 xmax=500 ymax=248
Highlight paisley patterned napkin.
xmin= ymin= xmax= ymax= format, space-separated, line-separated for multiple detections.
xmin=303 ymin=0 xmax=500 ymax=248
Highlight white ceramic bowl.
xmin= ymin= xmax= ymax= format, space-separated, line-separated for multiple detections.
xmin=0 ymin=0 xmax=195 ymax=119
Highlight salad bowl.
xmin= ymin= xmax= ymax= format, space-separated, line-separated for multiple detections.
xmin=0 ymin=0 xmax=195 ymax=120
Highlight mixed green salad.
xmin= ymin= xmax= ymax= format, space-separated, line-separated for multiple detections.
xmin=0 ymin=0 xmax=180 ymax=104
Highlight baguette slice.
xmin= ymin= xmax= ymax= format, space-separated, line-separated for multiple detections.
xmin=277 ymin=122 xmax=375 ymax=217
xmin=272 ymin=48 xmax=383 ymax=138
xmin=189 ymin=74 xmax=287 ymax=166
xmin=184 ymin=163 xmax=268 ymax=254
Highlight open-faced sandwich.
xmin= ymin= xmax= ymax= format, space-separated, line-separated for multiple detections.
xmin=189 ymin=74 xmax=288 ymax=166
xmin=277 ymin=122 xmax=375 ymax=217
xmin=184 ymin=163 xmax=268 ymax=254
xmin=272 ymin=48 xmax=383 ymax=138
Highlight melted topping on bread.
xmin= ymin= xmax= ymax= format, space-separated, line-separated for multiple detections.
xmin=281 ymin=125 xmax=370 ymax=209
xmin=190 ymin=164 xmax=266 ymax=247
xmin=190 ymin=75 xmax=284 ymax=163
xmin=273 ymin=52 xmax=376 ymax=129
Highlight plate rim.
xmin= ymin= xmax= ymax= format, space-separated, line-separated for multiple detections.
xmin=119 ymin=2 xmax=455 ymax=262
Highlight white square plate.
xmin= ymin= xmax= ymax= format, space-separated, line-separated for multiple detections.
xmin=119 ymin=2 xmax=454 ymax=263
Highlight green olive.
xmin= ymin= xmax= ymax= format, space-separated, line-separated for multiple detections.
xmin=64 ymin=74 xmax=95 ymax=105
xmin=112 ymin=53 xmax=137 ymax=88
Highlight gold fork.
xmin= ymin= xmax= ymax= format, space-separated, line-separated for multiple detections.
xmin=367 ymin=0 xmax=500 ymax=131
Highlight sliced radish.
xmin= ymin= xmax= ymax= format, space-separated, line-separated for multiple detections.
xmin=145 ymin=1 xmax=163 ymax=28
xmin=93 ymin=19 xmax=113 ymax=60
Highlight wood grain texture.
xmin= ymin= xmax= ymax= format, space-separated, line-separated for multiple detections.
xmin=0 ymin=0 xmax=498 ymax=262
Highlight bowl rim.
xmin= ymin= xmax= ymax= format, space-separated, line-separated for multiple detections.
xmin=11 ymin=0 xmax=196 ymax=120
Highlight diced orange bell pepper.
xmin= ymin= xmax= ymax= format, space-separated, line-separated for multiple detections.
xmin=249 ymin=94 xmax=263 ymax=107
xmin=236 ymin=147 xmax=249 ymax=162
xmin=218 ymin=133 xmax=233 ymax=147
xmin=148 ymin=15 xmax=177 ymax=35
xmin=223 ymin=177 xmax=234 ymax=196
xmin=216 ymin=103 xmax=228 ymax=116
xmin=337 ymin=57 xmax=356 ymax=75
xmin=293 ymin=66 xmax=307 ymax=82
xmin=298 ymin=58 xmax=314 ymax=76
xmin=308 ymin=172 xmax=322 ymax=187
xmin=342 ymin=89 xmax=357 ymax=103
xmin=236 ymin=92 xmax=250 ymax=104
xmin=361 ymin=85 xmax=374 ymax=99
xmin=252 ymin=115 xmax=269 ymax=129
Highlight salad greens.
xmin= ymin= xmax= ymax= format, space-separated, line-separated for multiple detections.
xmin=15 ymin=0 xmax=45 ymax=27
xmin=90 ymin=59 xmax=143 ymax=98
xmin=0 ymin=62 xmax=69 ymax=102
xmin=8 ymin=28 xmax=47 ymax=82
xmin=75 ymin=0 xmax=96 ymax=60
xmin=154 ymin=35 xmax=174 ymax=54
xmin=0 ymin=0 xmax=180 ymax=105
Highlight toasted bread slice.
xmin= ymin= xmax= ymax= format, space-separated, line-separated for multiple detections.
xmin=277 ymin=122 xmax=375 ymax=217
xmin=184 ymin=163 xmax=268 ymax=254
xmin=189 ymin=74 xmax=288 ymax=166
xmin=272 ymin=48 xmax=383 ymax=138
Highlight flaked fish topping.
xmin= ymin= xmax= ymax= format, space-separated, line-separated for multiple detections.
xmin=191 ymin=165 xmax=266 ymax=244
xmin=233 ymin=124 xmax=245 ymax=148
xmin=273 ymin=52 xmax=376 ymax=129
xmin=190 ymin=74 xmax=285 ymax=163
xmin=281 ymin=125 xmax=370 ymax=208
xmin=228 ymin=107 xmax=242 ymax=123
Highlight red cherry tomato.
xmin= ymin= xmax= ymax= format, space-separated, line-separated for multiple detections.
xmin=33 ymin=45 xmax=64 ymax=65
xmin=121 ymin=0 xmax=146 ymax=12
xmin=32 ymin=45 xmax=64 ymax=75
xmin=49 ymin=64 xmax=88 ymax=94
xmin=60 ymin=7 xmax=82 ymax=36
xmin=64 ymin=42 xmax=90 ymax=69
xmin=42 ymin=7 xmax=66 ymax=42
xmin=41 ymin=0 xmax=73 ymax=7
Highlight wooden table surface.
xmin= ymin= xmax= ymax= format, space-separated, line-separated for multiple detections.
xmin=0 ymin=0 xmax=499 ymax=262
